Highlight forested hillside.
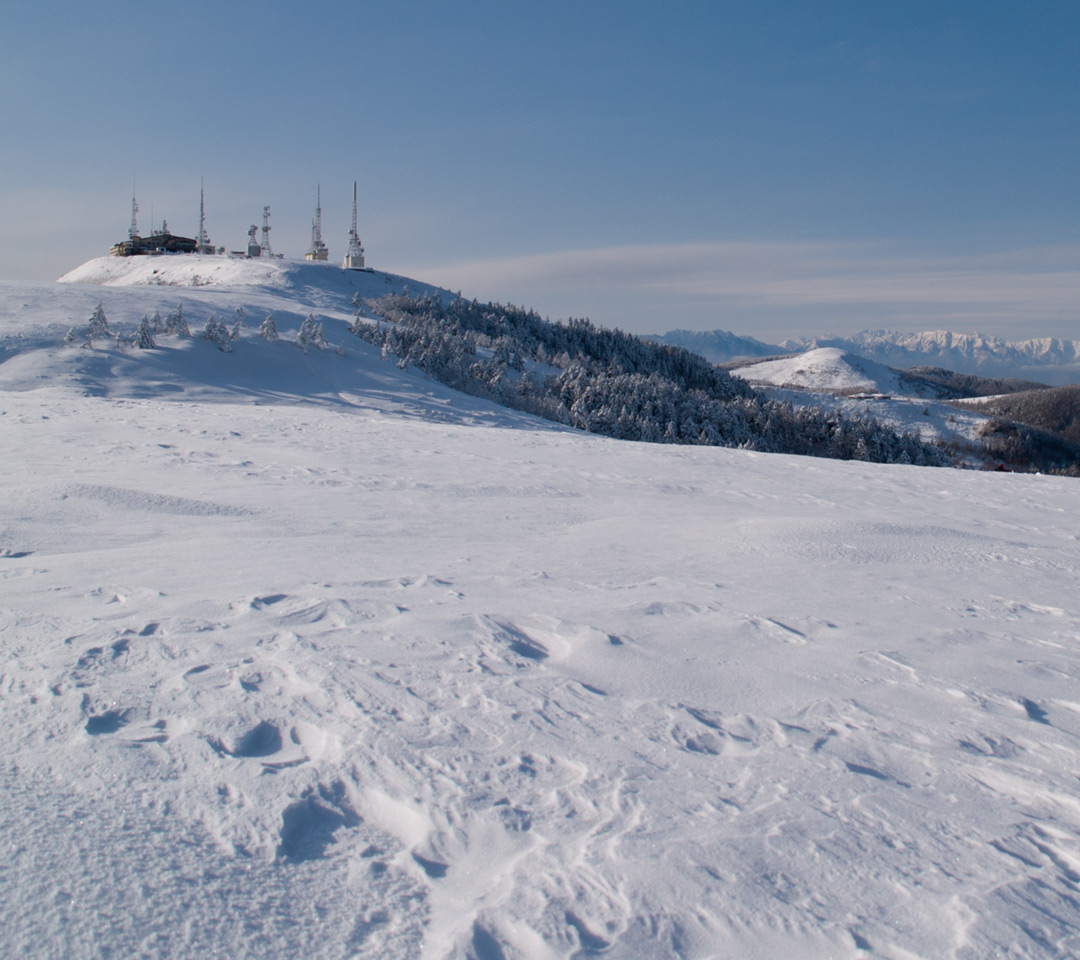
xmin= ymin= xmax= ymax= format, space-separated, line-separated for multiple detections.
xmin=353 ymin=294 xmax=947 ymax=466
xmin=954 ymin=385 xmax=1080 ymax=474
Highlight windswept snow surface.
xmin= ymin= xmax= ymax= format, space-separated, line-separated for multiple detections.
xmin=3 ymin=260 xmax=1080 ymax=959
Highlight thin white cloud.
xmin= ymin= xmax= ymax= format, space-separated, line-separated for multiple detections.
xmin=404 ymin=241 xmax=1080 ymax=340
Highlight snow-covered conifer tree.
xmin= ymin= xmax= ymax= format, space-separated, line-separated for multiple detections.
xmin=259 ymin=314 xmax=279 ymax=341
xmin=164 ymin=303 xmax=189 ymax=336
xmin=203 ymin=316 xmax=233 ymax=352
xmin=131 ymin=317 xmax=156 ymax=349
xmin=88 ymin=304 xmax=110 ymax=340
xmin=297 ymin=314 xmax=327 ymax=353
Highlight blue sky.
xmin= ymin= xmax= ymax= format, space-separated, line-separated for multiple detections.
xmin=2 ymin=1 xmax=1078 ymax=340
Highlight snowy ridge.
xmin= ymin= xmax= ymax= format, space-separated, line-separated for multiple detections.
xmin=2 ymin=261 xmax=1080 ymax=958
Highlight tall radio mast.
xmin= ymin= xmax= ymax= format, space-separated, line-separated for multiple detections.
xmin=342 ymin=181 xmax=366 ymax=270
xmin=260 ymin=206 xmax=273 ymax=257
xmin=128 ymin=173 xmax=140 ymax=239
xmin=196 ymin=178 xmax=214 ymax=254
xmin=305 ymin=185 xmax=329 ymax=261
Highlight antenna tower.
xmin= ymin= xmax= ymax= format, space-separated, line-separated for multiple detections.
xmin=196 ymin=178 xmax=213 ymax=254
xmin=129 ymin=174 xmax=140 ymax=239
xmin=260 ymin=205 xmax=273 ymax=257
xmin=342 ymin=181 xmax=366 ymax=270
xmin=305 ymin=185 xmax=329 ymax=261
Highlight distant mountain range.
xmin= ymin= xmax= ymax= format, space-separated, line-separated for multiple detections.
xmin=647 ymin=328 xmax=1080 ymax=386
xmin=644 ymin=329 xmax=781 ymax=364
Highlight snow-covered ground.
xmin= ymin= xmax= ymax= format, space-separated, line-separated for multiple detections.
xmin=3 ymin=258 xmax=1080 ymax=959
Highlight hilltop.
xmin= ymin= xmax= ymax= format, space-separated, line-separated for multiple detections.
xmin=15 ymin=256 xmax=943 ymax=467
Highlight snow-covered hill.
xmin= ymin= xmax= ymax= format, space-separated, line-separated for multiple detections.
xmin=729 ymin=347 xmax=902 ymax=394
xmin=3 ymin=257 xmax=1080 ymax=959
xmin=725 ymin=347 xmax=998 ymax=455
xmin=648 ymin=326 xmax=1080 ymax=385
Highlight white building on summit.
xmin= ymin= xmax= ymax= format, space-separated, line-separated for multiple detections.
xmin=342 ymin=181 xmax=367 ymax=271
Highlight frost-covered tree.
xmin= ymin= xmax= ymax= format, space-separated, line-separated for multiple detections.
xmin=164 ymin=303 xmax=189 ymax=336
xmin=131 ymin=317 xmax=156 ymax=349
xmin=87 ymin=304 xmax=110 ymax=340
xmin=149 ymin=310 xmax=163 ymax=333
xmin=350 ymin=315 xmax=375 ymax=337
xmin=349 ymin=293 xmax=950 ymax=467
xmin=203 ymin=316 xmax=233 ymax=352
xmin=259 ymin=314 xmax=279 ymax=341
xmin=297 ymin=314 xmax=327 ymax=353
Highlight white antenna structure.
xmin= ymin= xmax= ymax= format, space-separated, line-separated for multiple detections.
xmin=305 ymin=185 xmax=329 ymax=261
xmin=342 ymin=181 xmax=366 ymax=270
xmin=260 ymin=205 xmax=273 ymax=257
xmin=129 ymin=173 xmax=139 ymax=239
xmin=196 ymin=178 xmax=214 ymax=254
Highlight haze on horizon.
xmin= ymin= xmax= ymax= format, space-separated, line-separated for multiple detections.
xmin=2 ymin=0 xmax=1078 ymax=342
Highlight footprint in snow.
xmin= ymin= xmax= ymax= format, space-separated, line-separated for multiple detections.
xmin=277 ymin=798 xmax=346 ymax=863
xmin=85 ymin=709 xmax=129 ymax=735
xmin=231 ymin=720 xmax=283 ymax=758
xmin=208 ymin=720 xmax=284 ymax=758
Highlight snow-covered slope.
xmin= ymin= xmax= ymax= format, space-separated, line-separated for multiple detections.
xmin=3 ymin=259 xmax=1080 ymax=959
xmin=730 ymin=346 xmax=903 ymax=394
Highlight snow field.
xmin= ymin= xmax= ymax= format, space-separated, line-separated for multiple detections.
xmin=1 ymin=262 xmax=1079 ymax=958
